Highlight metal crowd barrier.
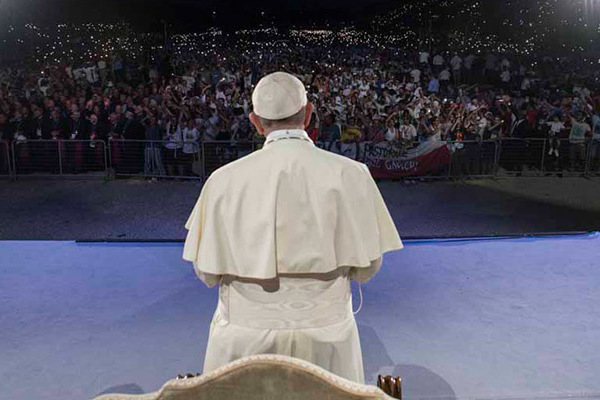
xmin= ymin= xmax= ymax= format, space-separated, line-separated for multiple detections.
xmin=3 ymin=137 xmax=600 ymax=181
xmin=497 ymin=138 xmax=547 ymax=176
xmin=10 ymin=139 xmax=107 ymax=178
xmin=497 ymin=138 xmax=595 ymax=177
xmin=587 ymin=139 xmax=600 ymax=177
xmin=0 ymin=139 xmax=11 ymax=178
xmin=125 ymin=134 xmax=600 ymax=181
xmin=202 ymin=140 xmax=261 ymax=177
xmin=108 ymin=139 xmax=212 ymax=180
xmin=448 ymin=140 xmax=499 ymax=179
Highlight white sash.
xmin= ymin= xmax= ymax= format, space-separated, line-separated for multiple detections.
xmin=216 ymin=275 xmax=353 ymax=330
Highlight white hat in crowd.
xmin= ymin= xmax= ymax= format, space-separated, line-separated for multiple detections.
xmin=252 ymin=72 xmax=308 ymax=120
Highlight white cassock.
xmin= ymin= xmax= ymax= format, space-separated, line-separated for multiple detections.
xmin=183 ymin=129 xmax=403 ymax=383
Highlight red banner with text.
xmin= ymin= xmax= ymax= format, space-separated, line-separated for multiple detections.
xmin=319 ymin=140 xmax=451 ymax=179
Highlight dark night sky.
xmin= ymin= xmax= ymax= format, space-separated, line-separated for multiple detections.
xmin=1 ymin=0 xmax=399 ymax=31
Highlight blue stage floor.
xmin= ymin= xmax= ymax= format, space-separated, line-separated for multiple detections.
xmin=1 ymin=234 xmax=599 ymax=400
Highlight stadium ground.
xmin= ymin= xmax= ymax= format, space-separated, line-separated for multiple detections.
xmin=0 ymin=177 xmax=599 ymax=240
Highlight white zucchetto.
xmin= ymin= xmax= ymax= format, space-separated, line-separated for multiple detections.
xmin=251 ymin=72 xmax=308 ymax=120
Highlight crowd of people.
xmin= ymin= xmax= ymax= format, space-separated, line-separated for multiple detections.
xmin=1 ymin=29 xmax=600 ymax=177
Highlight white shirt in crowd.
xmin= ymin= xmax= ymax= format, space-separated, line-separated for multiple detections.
xmin=181 ymin=126 xmax=200 ymax=154
xmin=433 ymin=54 xmax=445 ymax=66
xmin=501 ymin=70 xmax=511 ymax=83
xmin=439 ymin=69 xmax=451 ymax=81
xmin=198 ymin=115 xmax=219 ymax=141
xmin=84 ymin=66 xmax=99 ymax=84
xmin=38 ymin=77 xmax=50 ymax=96
xmin=385 ymin=127 xmax=398 ymax=141
xmin=399 ymin=124 xmax=417 ymax=140
xmin=244 ymin=73 xmax=253 ymax=88
xmin=410 ymin=68 xmax=421 ymax=83
xmin=359 ymin=80 xmax=370 ymax=97
xmin=546 ymin=121 xmax=565 ymax=136
xmin=72 ymin=68 xmax=85 ymax=81
xmin=581 ymin=87 xmax=591 ymax=99
xmin=409 ymin=100 xmax=425 ymax=119
xmin=182 ymin=75 xmax=196 ymax=93
xmin=164 ymin=122 xmax=183 ymax=149
xmin=216 ymin=90 xmax=227 ymax=102
xmin=477 ymin=117 xmax=489 ymax=136
xmin=419 ymin=51 xmax=430 ymax=64
xmin=450 ymin=55 xmax=463 ymax=71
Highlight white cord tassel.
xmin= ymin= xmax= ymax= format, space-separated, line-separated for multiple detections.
xmin=353 ymin=282 xmax=363 ymax=315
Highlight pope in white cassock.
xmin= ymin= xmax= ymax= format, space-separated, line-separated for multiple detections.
xmin=183 ymin=71 xmax=403 ymax=383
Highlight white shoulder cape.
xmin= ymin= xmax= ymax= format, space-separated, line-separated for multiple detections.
xmin=183 ymin=139 xmax=403 ymax=279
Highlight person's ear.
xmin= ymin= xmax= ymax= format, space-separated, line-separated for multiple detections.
xmin=303 ymin=102 xmax=314 ymax=129
xmin=249 ymin=112 xmax=265 ymax=135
